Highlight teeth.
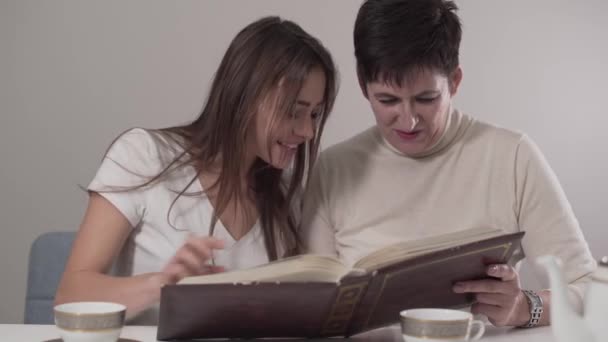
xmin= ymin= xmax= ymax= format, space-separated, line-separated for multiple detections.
xmin=280 ymin=141 xmax=298 ymax=149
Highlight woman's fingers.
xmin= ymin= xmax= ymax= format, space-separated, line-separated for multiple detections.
xmin=183 ymin=236 xmax=225 ymax=261
xmin=475 ymin=292 xmax=511 ymax=307
xmin=487 ymin=264 xmax=518 ymax=282
xmin=453 ymin=263 xmax=530 ymax=327
xmin=453 ymin=279 xmax=513 ymax=295
xmin=171 ymin=248 xmax=207 ymax=274
xmin=162 ymin=236 xmax=226 ymax=284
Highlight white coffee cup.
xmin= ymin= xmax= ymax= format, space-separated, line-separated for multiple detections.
xmin=400 ymin=308 xmax=485 ymax=342
xmin=54 ymin=302 xmax=126 ymax=342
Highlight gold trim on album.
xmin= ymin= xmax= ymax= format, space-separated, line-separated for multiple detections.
xmin=321 ymin=282 xmax=367 ymax=335
xmin=363 ymin=242 xmax=513 ymax=329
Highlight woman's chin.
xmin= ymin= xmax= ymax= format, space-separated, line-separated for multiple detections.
xmin=269 ymin=159 xmax=291 ymax=170
xmin=386 ymin=136 xmax=429 ymax=156
xmin=257 ymin=155 xmax=291 ymax=170
xmin=270 ymin=149 xmax=296 ymax=169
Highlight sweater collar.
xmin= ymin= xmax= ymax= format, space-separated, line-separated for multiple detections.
xmin=377 ymin=107 xmax=469 ymax=159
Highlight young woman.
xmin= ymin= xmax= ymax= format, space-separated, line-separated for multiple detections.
xmin=55 ymin=16 xmax=338 ymax=324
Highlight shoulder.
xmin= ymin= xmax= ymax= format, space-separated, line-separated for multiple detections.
xmin=465 ymin=116 xmax=527 ymax=149
xmin=109 ymin=127 xmax=183 ymax=157
xmin=319 ymin=127 xmax=379 ymax=167
xmin=102 ymin=128 xmax=188 ymax=177
xmin=462 ymin=114 xmax=548 ymax=169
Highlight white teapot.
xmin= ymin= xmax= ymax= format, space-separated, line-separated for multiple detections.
xmin=536 ymin=255 xmax=608 ymax=342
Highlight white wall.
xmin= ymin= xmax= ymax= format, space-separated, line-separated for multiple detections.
xmin=1 ymin=0 xmax=606 ymax=323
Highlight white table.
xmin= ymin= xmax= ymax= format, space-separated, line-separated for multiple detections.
xmin=0 ymin=324 xmax=556 ymax=341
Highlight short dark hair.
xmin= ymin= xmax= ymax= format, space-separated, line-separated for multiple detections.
xmin=354 ymin=0 xmax=462 ymax=86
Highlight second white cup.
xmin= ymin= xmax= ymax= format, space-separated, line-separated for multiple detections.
xmin=400 ymin=308 xmax=485 ymax=342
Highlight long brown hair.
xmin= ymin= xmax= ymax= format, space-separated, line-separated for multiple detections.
xmin=104 ymin=16 xmax=337 ymax=261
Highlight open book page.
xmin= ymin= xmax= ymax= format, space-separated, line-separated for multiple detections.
xmin=178 ymin=254 xmax=351 ymax=285
xmin=353 ymin=227 xmax=504 ymax=272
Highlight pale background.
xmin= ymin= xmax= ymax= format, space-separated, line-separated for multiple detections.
xmin=1 ymin=0 xmax=606 ymax=323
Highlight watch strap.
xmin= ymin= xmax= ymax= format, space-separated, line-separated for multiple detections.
xmin=519 ymin=289 xmax=543 ymax=328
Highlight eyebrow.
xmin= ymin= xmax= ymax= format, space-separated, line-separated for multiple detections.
xmin=373 ymin=90 xmax=440 ymax=98
xmin=373 ymin=92 xmax=398 ymax=98
xmin=296 ymin=100 xmax=311 ymax=106
xmin=297 ymin=100 xmax=324 ymax=108
xmin=416 ymin=90 xmax=440 ymax=97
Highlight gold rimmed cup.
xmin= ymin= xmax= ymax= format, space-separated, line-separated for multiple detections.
xmin=399 ymin=308 xmax=485 ymax=342
xmin=54 ymin=302 xmax=126 ymax=342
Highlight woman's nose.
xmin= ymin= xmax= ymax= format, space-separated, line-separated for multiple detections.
xmin=293 ymin=115 xmax=315 ymax=140
xmin=398 ymin=104 xmax=419 ymax=131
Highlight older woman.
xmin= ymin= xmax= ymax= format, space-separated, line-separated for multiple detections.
xmin=301 ymin=0 xmax=595 ymax=329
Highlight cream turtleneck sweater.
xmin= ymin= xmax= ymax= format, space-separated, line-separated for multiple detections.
xmin=301 ymin=109 xmax=595 ymax=310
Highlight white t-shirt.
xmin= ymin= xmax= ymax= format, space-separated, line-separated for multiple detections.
xmin=88 ymin=128 xmax=269 ymax=324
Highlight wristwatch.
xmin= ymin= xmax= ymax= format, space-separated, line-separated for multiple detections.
xmin=519 ymin=289 xmax=543 ymax=328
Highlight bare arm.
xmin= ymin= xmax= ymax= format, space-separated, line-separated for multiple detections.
xmin=55 ymin=193 xmax=224 ymax=320
xmin=300 ymin=155 xmax=338 ymax=256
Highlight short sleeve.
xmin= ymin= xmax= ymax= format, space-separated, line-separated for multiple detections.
xmin=88 ymin=128 xmax=162 ymax=228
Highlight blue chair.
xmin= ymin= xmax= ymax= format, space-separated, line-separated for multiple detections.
xmin=24 ymin=231 xmax=76 ymax=324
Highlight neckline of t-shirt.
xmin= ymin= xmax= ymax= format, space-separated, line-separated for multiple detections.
xmin=186 ymin=165 xmax=261 ymax=248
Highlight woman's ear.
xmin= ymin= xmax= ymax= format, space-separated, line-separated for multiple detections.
xmin=449 ymin=66 xmax=463 ymax=96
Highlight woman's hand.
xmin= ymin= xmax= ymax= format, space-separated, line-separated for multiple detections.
xmin=160 ymin=236 xmax=226 ymax=285
xmin=452 ymin=264 xmax=530 ymax=327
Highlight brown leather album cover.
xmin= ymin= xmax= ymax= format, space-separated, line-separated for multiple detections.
xmin=157 ymin=232 xmax=523 ymax=340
